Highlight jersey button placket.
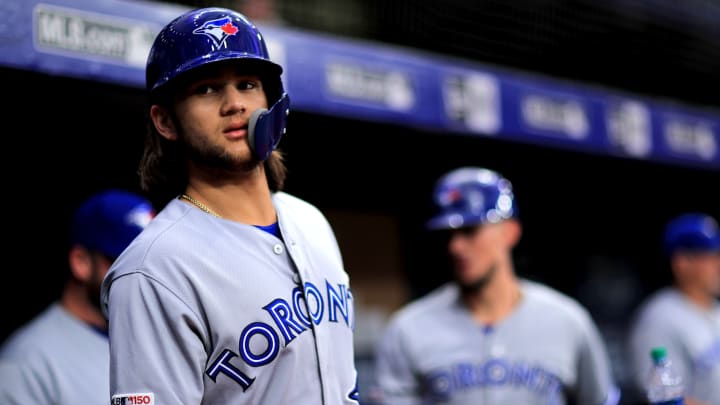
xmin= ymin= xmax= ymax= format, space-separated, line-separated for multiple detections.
xmin=273 ymin=243 xmax=284 ymax=254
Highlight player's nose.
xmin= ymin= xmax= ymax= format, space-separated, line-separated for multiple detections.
xmin=221 ymin=86 xmax=248 ymax=115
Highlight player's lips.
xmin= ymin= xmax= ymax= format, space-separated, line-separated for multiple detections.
xmin=224 ymin=123 xmax=248 ymax=139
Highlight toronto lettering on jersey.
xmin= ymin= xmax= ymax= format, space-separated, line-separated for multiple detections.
xmin=425 ymin=358 xmax=563 ymax=401
xmin=205 ymin=279 xmax=353 ymax=390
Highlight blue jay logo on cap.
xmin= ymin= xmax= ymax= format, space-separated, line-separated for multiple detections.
xmin=193 ymin=17 xmax=239 ymax=50
xmin=701 ymin=216 xmax=719 ymax=237
xmin=127 ymin=206 xmax=154 ymax=229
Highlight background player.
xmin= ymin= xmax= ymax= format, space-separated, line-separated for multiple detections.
xmin=100 ymin=7 xmax=359 ymax=404
xmin=373 ymin=166 xmax=620 ymax=405
xmin=0 ymin=189 xmax=154 ymax=404
xmin=627 ymin=212 xmax=720 ymax=405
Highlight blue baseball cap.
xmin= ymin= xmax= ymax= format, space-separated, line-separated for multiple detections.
xmin=70 ymin=190 xmax=155 ymax=258
xmin=663 ymin=213 xmax=720 ymax=255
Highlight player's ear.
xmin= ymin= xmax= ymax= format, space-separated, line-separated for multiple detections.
xmin=68 ymin=245 xmax=93 ymax=282
xmin=150 ymin=105 xmax=178 ymax=141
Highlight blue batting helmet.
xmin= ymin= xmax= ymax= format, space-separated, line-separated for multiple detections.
xmin=426 ymin=167 xmax=517 ymax=230
xmin=663 ymin=213 xmax=720 ymax=255
xmin=146 ymin=7 xmax=289 ymax=161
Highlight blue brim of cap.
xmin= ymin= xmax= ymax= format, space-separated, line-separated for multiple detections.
xmin=703 ymin=234 xmax=720 ymax=251
xmin=671 ymin=234 xmax=720 ymax=254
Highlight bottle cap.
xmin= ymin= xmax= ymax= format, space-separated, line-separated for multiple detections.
xmin=650 ymin=346 xmax=667 ymax=363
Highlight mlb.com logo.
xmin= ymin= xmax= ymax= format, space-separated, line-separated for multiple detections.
xmin=111 ymin=393 xmax=155 ymax=404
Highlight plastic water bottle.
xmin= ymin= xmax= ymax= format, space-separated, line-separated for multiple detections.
xmin=646 ymin=346 xmax=684 ymax=405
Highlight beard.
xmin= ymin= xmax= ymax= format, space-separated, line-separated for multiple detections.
xmin=87 ymin=278 xmax=103 ymax=312
xmin=458 ymin=263 xmax=497 ymax=295
xmin=180 ymin=129 xmax=260 ymax=173
xmin=87 ymin=257 xmax=106 ymax=312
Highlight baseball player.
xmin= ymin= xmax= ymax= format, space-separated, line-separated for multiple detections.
xmin=0 ymin=190 xmax=154 ymax=404
xmin=627 ymin=213 xmax=720 ymax=405
xmin=100 ymin=7 xmax=359 ymax=404
xmin=373 ymin=166 xmax=620 ymax=405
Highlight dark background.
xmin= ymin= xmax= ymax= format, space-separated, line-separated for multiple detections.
xmin=3 ymin=1 xmax=720 ymax=403
xmin=365 ymin=0 xmax=720 ymax=109
xmin=211 ymin=0 xmax=720 ymax=109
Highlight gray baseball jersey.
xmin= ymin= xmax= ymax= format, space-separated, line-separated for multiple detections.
xmin=100 ymin=192 xmax=359 ymax=404
xmin=374 ymin=280 xmax=620 ymax=405
xmin=628 ymin=287 xmax=720 ymax=404
xmin=0 ymin=303 xmax=110 ymax=404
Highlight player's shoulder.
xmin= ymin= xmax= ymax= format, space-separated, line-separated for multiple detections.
xmin=635 ymin=287 xmax=680 ymax=310
xmin=386 ymin=283 xmax=459 ymax=326
xmin=111 ymin=197 xmax=221 ymax=261
xmin=100 ymin=198 xmax=223 ymax=295
xmin=630 ymin=287 xmax=686 ymax=324
xmin=102 ymin=199 xmax=178 ymax=264
xmin=273 ymin=191 xmax=337 ymax=238
xmin=521 ymin=278 xmax=579 ymax=305
xmin=521 ymin=278 xmax=593 ymax=321
xmin=273 ymin=191 xmax=324 ymax=218
xmin=0 ymin=304 xmax=74 ymax=359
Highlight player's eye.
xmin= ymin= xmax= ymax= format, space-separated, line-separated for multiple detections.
xmin=192 ymin=84 xmax=216 ymax=95
xmin=236 ymin=80 xmax=259 ymax=91
xmin=432 ymin=226 xmax=478 ymax=245
xmin=453 ymin=226 xmax=479 ymax=238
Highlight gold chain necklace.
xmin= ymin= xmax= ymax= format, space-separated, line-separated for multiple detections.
xmin=179 ymin=194 xmax=222 ymax=218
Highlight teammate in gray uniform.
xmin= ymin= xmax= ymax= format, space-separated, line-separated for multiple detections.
xmin=627 ymin=213 xmax=720 ymax=405
xmin=373 ymin=166 xmax=620 ymax=405
xmin=100 ymin=7 xmax=359 ymax=404
xmin=0 ymin=190 xmax=154 ymax=404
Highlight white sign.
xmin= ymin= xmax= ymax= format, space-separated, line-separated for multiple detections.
xmin=443 ymin=72 xmax=500 ymax=134
xmin=34 ymin=4 xmax=159 ymax=67
xmin=663 ymin=117 xmax=717 ymax=160
xmin=325 ymin=62 xmax=415 ymax=111
xmin=606 ymin=100 xmax=652 ymax=157
xmin=521 ymin=94 xmax=588 ymax=139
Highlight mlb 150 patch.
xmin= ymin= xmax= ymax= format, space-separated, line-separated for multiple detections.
xmin=111 ymin=393 xmax=155 ymax=404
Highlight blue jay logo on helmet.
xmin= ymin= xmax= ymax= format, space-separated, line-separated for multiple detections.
xmin=439 ymin=188 xmax=463 ymax=206
xmin=192 ymin=17 xmax=239 ymax=50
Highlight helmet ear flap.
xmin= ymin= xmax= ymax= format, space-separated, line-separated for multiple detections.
xmin=248 ymin=93 xmax=290 ymax=161
xmin=248 ymin=108 xmax=267 ymax=159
